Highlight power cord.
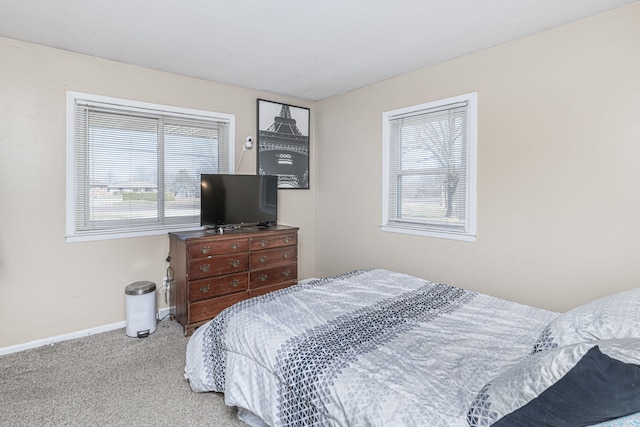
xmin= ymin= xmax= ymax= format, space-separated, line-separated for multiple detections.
xmin=163 ymin=254 xmax=174 ymax=305
xmin=165 ymin=266 xmax=174 ymax=304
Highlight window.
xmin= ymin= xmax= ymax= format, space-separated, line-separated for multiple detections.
xmin=382 ymin=92 xmax=477 ymax=242
xmin=66 ymin=92 xmax=235 ymax=242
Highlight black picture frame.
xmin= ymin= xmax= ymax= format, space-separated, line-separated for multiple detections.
xmin=257 ymin=99 xmax=310 ymax=189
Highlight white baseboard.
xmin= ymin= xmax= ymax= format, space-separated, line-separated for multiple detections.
xmin=0 ymin=307 xmax=172 ymax=356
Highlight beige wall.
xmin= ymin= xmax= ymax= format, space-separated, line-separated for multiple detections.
xmin=0 ymin=37 xmax=315 ymax=348
xmin=314 ymin=3 xmax=640 ymax=312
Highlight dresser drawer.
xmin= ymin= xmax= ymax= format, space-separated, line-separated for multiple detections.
xmin=250 ymin=246 xmax=297 ymax=269
xmin=250 ymin=232 xmax=297 ymax=250
xmin=188 ymin=253 xmax=249 ymax=280
xmin=250 ymin=263 xmax=297 ymax=289
xmin=249 ymin=282 xmax=295 ymax=298
xmin=188 ymin=238 xmax=248 ymax=258
xmin=188 ymin=272 xmax=249 ymax=302
xmin=188 ymin=292 xmax=248 ymax=323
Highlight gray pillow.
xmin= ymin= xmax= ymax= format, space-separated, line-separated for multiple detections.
xmin=467 ymin=339 xmax=640 ymax=427
xmin=532 ymin=287 xmax=640 ymax=353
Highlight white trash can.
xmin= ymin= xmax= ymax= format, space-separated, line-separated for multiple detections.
xmin=125 ymin=281 xmax=157 ymax=338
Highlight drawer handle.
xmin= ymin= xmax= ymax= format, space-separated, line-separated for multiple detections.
xmin=199 ymin=284 xmax=211 ymax=294
xmin=200 ymin=264 xmax=211 ymax=273
xmin=259 ymin=239 xmax=267 ymax=247
xmin=230 ymin=242 xmax=240 ymax=250
xmin=283 ymin=253 xmax=289 ymax=259
xmin=283 ymin=236 xmax=292 ymax=244
xmin=259 ymin=274 xmax=268 ymax=282
xmin=230 ymin=279 xmax=240 ymax=287
xmin=283 ymin=269 xmax=291 ymax=277
xmin=200 ymin=246 xmax=211 ymax=255
xmin=229 ymin=259 xmax=241 ymax=267
xmin=259 ymin=255 xmax=267 ymax=263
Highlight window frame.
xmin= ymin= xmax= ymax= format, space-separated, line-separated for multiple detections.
xmin=65 ymin=91 xmax=235 ymax=243
xmin=381 ymin=92 xmax=477 ymax=242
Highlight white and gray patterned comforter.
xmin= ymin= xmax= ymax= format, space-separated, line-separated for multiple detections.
xmin=185 ymin=269 xmax=566 ymax=426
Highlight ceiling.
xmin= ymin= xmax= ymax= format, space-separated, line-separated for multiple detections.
xmin=0 ymin=0 xmax=636 ymax=101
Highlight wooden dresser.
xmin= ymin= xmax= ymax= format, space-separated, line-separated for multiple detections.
xmin=169 ymin=225 xmax=299 ymax=336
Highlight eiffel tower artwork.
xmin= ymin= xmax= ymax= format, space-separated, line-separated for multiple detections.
xmin=257 ymin=99 xmax=310 ymax=189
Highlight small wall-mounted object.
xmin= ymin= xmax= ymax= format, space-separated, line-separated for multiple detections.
xmin=244 ymin=136 xmax=253 ymax=151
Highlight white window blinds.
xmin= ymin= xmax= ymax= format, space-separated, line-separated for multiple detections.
xmin=382 ymin=93 xmax=477 ymax=241
xmin=66 ymin=92 xmax=234 ymax=242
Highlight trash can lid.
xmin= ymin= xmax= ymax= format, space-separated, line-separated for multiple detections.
xmin=125 ymin=280 xmax=156 ymax=295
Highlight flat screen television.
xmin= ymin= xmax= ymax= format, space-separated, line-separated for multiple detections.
xmin=200 ymin=174 xmax=278 ymax=229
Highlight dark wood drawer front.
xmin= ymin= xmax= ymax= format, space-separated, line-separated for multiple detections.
xmin=250 ymin=233 xmax=297 ymax=251
xmin=249 ymin=282 xmax=294 ymax=298
xmin=188 ymin=273 xmax=248 ymax=302
xmin=250 ymin=246 xmax=297 ymax=269
xmin=188 ymin=253 xmax=249 ymax=280
xmin=188 ymin=238 xmax=248 ymax=258
xmin=250 ymin=263 xmax=297 ymax=289
xmin=188 ymin=292 xmax=248 ymax=323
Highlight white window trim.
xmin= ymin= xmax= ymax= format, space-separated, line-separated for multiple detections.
xmin=65 ymin=91 xmax=235 ymax=243
xmin=381 ymin=92 xmax=477 ymax=242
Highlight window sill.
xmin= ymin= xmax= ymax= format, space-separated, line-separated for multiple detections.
xmin=66 ymin=225 xmax=201 ymax=243
xmin=380 ymin=224 xmax=477 ymax=243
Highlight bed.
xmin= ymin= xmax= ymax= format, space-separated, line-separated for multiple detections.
xmin=185 ymin=269 xmax=640 ymax=426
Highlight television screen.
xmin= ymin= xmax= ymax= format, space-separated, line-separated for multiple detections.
xmin=200 ymin=174 xmax=278 ymax=228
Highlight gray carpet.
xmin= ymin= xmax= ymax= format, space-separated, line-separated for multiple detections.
xmin=0 ymin=319 xmax=246 ymax=426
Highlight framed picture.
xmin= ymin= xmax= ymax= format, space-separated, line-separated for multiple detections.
xmin=257 ymin=99 xmax=310 ymax=189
